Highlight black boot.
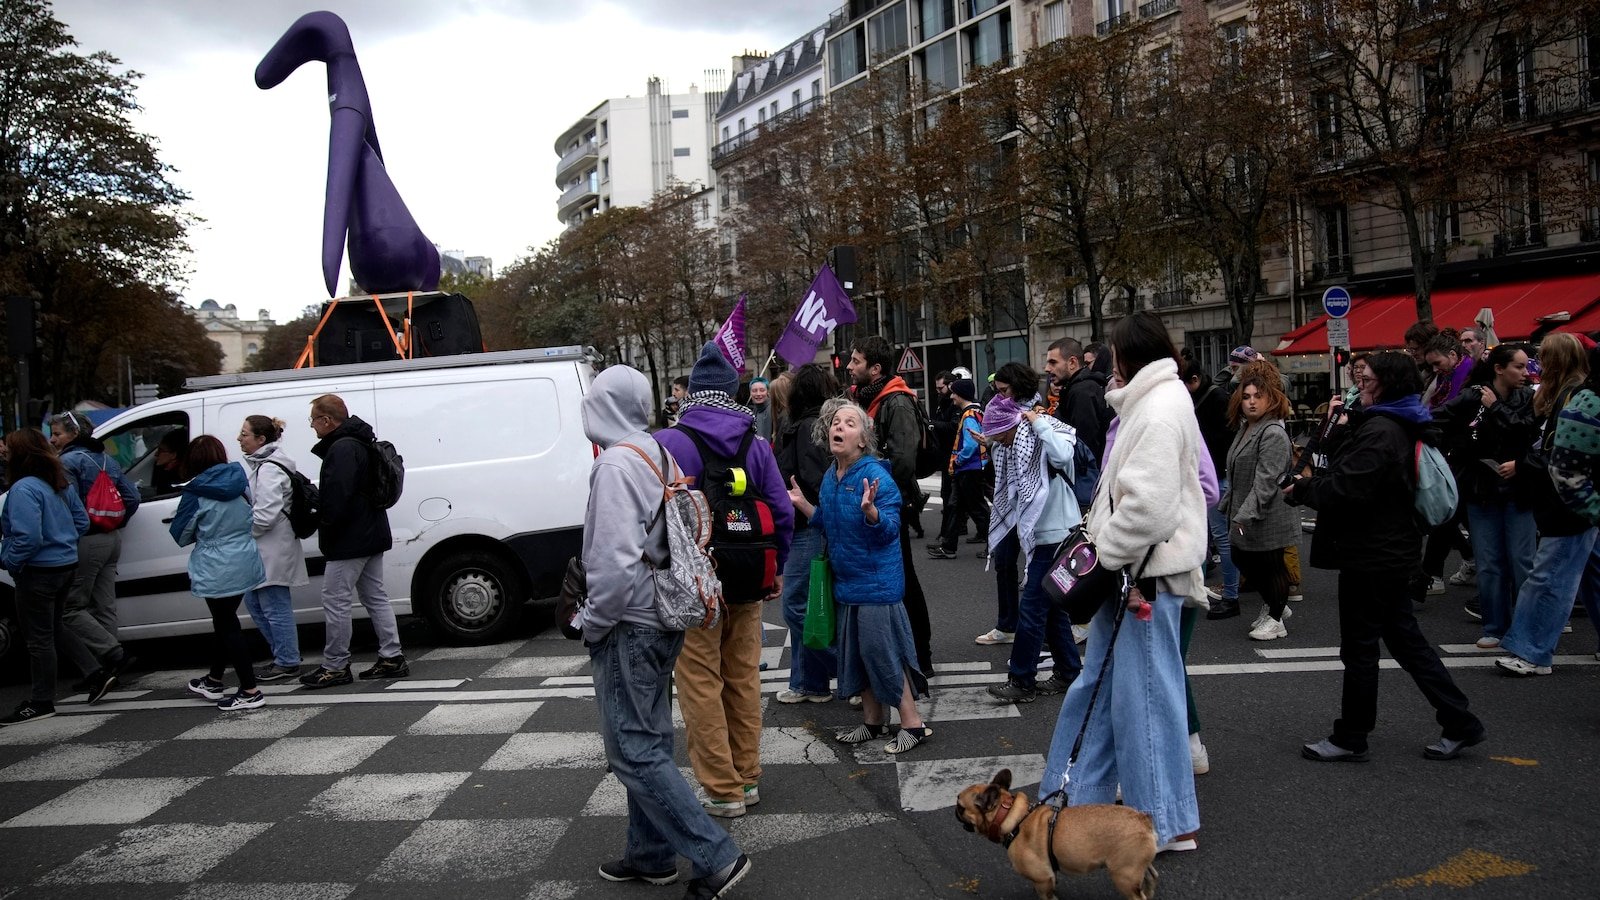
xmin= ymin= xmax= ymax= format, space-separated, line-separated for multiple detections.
xmin=1206 ymin=599 xmax=1241 ymax=620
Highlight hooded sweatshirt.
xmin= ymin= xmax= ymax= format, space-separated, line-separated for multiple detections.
xmin=171 ymin=461 xmax=266 ymax=598
xmin=576 ymin=366 xmax=673 ymax=643
xmin=655 ymin=403 xmax=794 ymax=567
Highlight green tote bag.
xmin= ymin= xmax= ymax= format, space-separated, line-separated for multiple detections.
xmin=802 ymin=555 xmax=836 ymax=649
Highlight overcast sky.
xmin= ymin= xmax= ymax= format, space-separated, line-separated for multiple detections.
xmin=51 ymin=1 xmax=827 ymax=322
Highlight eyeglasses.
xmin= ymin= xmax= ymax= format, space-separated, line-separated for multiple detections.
xmin=308 ymin=414 xmax=329 ymax=425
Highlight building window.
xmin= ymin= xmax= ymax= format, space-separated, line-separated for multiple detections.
xmin=673 ymin=147 xmax=691 ymax=157
xmin=829 ymin=24 xmax=867 ymax=83
xmin=1220 ymin=19 xmax=1247 ymax=70
xmin=1425 ymin=200 xmax=1461 ymax=250
xmin=758 ymin=107 xmax=768 ymax=124
xmin=869 ymin=5 xmax=909 ymax=62
xmin=671 ymin=108 xmax=689 ymax=119
xmin=721 ymin=125 xmax=730 ymax=141
xmin=1185 ymin=328 xmax=1233 ymax=379
xmin=770 ymin=101 xmax=778 ymax=118
xmin=916 ymin=0 xmax=954 ymax=43
xmin=602 ymin=159 xmax=610 ymax=180
xmin=792 ymin=89 xmax=802 ymax=106
xmin=1418 ymin=53 xmax=1452 ymax=125
xmin=1317 ymin=204 xmax=1351 ymax=277
xmin=916 ymin=34 xmax=960 ymax=96
xmin=247 ymin=342 xmax=259 ymax=354
xmin=812 ymin=78 xmax=822 ymax=97
xmin=1313 ymin=91 xmax=1343 ymax=161
xmin=1041 ymin=1 xmax=1067 ymax=45
xmin=968 ymin=0 xmax=1001 ymax=16
xmin=1502 ymin=168 xmax=1544 ymax=249
xmin=1493 ymin=31 xmax=1535 ymax=121
xmin=599 ymin=121 xmax=608 ymax=141
xmin=965 ymin=8 xmax=1011 ymax=71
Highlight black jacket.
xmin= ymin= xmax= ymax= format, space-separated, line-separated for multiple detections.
xmin=1059 ymin=369 xmax=1113 ymax=461
xmin=1288 ymin=407 xmax=1431 ymax=576
xmin=1433 ymin=385 xmax=1536 ymax=505
xmin=312 ymin=416 xmax=393 ymax=561
xmin=1190 ymin=383 xmax=1231 ymax=477
xmin=777 ymin=407 xmax=830 ymax=530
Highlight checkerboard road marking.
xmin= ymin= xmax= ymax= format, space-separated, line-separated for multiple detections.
xmin=230 ymin=736 xmax=393 ymax=776
xmin=2 ymin=777 xmax=207 ymax=827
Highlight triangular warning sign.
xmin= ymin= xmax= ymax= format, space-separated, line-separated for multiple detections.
xmin=897 ymin=347 xmax=923 ymax=374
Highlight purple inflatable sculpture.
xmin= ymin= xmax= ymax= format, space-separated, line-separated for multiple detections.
xmin=256 ymin=11 xmax=441 ymax=296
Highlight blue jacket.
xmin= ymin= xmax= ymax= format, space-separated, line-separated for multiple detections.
xmin=654 ymin=404 xmax=795 ymax=566
xmin=951 ymin=404 xmax=985 ymax=474
xmin=170 ymin=462 xmax=265 ymax=598
xmin=814 ymin=455 xmax=902 ymax=605
xmin=59 ymin=437 xmax=141 ymax=530
xmin=1 ymin=476 xmax=89 ymax=573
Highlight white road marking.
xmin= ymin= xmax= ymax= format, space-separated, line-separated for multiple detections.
xmin=583 ymin=767 xmax=697 ymax=816
xmin=1 ymin=777 xmax=206 ymax=827
xmin=725 ymin=812 xmax=897 ymax=854
xmin=1254 ymin=647 xmax=1342 ymax=659
xmin=305 ymin=772 xmax=471 ymax=821
xmin=1438 ymin=643 xmax=1508 ymax=655
xmin=482 ymin=732 xmax=609 ymax=770
xmin=385 ymin=679 xmax=468 ymax=690
xmin=0 ymin=713 xmax=118 ymax=743
xmin=481 ymin=656 xmax=589 ymax=678
xmin=895 ymin=753 xmax=1046 ymax=812
xmin=230 ymin=736 xmax=393 ymax=776
xmin=0 ymin=741 xmax=159 ymax=781
xmin=370 ymin=819 xmax=570 ymax=882
xmin=406 ymin=701 xmax=543 ymax=735
xmin=174 ymin=882 xmax=356 ymax=900
xmin=60 ymin=690 xmax=152 ymax=704
xmin=920 ymin=687 xmax=1022 ymax=722
xmin=419 ymin=641 xmax=527 ymax=661
xmin=41 ymin=823 xmax=272 ymax=884
xmin=175 ymin=707 xmax=325 ymax=741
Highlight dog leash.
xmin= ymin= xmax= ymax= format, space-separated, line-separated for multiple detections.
xmin=1055 ymin=561 xmax=1146 ymax=797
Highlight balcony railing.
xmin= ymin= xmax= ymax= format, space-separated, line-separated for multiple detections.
xmin=1493 ymin=223 xmax=1546 ymax=255
xmin=557 ymin=181 xmax=598 ymax=216
xmin=555 ymin=139 xmax=598 ymax=178
xmin=1096 ymin=12 xmax=1132 ymax=36
xmin=1138 ymin=0 xmax=1177 ymax=19
xmin=1499 ymin=75 xmax=1600 ymax=126
xmin=712 ymin=97 xmax=823 ymax=162
xmin=1150 ymin=288 xmax=1191 ymax=309
xmin=1311 ymin=254 xmax=1351 ymax=282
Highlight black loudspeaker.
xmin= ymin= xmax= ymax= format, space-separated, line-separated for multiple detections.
xmin=829 ymin=245 xmax=858 ymax=296
xmin=314 ymin=302 xmax=401 ymax=366
xmin=6 ymin=295 xmax=35 ymax=357
xmin=408 ymin=293 xmax=483 ymax=358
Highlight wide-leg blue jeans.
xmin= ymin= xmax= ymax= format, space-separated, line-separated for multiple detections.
xmin=1500 ymin=528 xmax=1597 ymax=667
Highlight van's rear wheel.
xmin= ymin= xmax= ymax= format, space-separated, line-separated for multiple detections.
xmin=420 ymin=550 xmax=522 ymax=644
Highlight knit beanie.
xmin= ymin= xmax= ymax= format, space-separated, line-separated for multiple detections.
xmin=982 ymin=395 xmax=1023 ymax=437
xmin=689 ymin=341 xmax=740 ymax=397
xmin=950 ymin=378 xmax=976 ymax=402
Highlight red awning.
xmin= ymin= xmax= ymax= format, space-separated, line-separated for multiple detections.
xmin=1272 ymin=273 xmax=1600 ymax=355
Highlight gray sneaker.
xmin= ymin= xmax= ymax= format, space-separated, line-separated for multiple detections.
xmin=986 ymin=680 xmax=1037 ymax=703
xmin=1036 ymin=672 xmax=1075 ymax=695
xmin=253 ymin=663 xmax=302 ymax=682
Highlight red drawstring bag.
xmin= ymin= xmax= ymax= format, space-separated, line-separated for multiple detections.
xmin=86 ymin=459 xmax=126 ymax=532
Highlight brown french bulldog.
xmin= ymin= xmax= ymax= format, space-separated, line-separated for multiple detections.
xmin=955 ymin=768 xmax=1159 ymax=900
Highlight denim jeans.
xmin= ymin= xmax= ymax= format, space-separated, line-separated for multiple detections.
xmin=1500 ymin=528 xmax=1598 ymax=667
xmin=244 ymin=583 xmax=302 ymax=667
xmin=1006 ymin=541 xmax=1080 ymax=687
xmin=991 ymin=530 xmax=1023 ymax=634
xmin=319 ymin=554 xmax=402 ymax=670
xmin=589 ymin=622 xmax=741 ymax=880
xmin=1466 ymin=501 xmax=1537 ymax=639
xmin=1208 ymin=480 xmax=1240 ymax=600
xmin=1580 ymin=542 xmax=1600 ymax=645
xmin=14 ymin=564 xmax=77 ymax=705
xmin=780 ymin=526 xmax=834 ymax=695
xmin=1041 ymin=592 xmax=1197 ymax=845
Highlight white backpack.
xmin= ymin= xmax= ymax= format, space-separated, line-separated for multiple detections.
xmin=618 ymin=441 xmax=723 ymax=630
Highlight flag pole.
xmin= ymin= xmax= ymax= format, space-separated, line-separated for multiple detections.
xmin=757 ymin=350 xmax=776 ymax=379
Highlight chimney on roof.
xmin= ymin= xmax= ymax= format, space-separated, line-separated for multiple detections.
xmin=730 ymin=50 xmax=768 ymax=76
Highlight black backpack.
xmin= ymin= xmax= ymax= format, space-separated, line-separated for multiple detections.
xmin=263 ymin=459 xmax=321 ymax=539
xmin=676 ymin=425 xmax=779 ymax=604
xmin=338 ymin=437 xmax=405 ymax=509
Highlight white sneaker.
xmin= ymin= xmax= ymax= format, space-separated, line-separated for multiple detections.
xmin=1426 ymin=576 xmax=1446 ymax=596
xmin=1190 ymin=733 xmax=1209 ymax=775
xmin=1447 ymin=562 xmax=1476 ymax=586
xmin=974 ymin=629 xmax=1014 ymax=645
xmin=1494 ymin=655 xmax=1551 ymax=677
xmin=1252 ymin=605 xmax=1292 ymax=629
xmin=1071 ymin=624 xmax=1090 ymax=645
xmin=775 ymin=689 xmax=832 ymax=704
xmin=1158 ymin=833 xmax=1198 ymax=853
xmin=1249 ymin=616 xmax=1288 ymax=641
xmin=1475 ymin=636 xmax=1501 ymax=649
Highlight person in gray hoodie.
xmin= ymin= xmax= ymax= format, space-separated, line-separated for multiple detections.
xmin=574 ymin=365 xmax=751 ymax=899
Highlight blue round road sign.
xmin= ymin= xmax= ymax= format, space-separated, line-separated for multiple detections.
xmin=1322 ymin=286 xmax=1352 ymax=319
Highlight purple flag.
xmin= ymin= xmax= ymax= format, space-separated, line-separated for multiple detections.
xmin=773 ymin=265 xmax=857 ymax=368
xmin=713 ymin=294 xmax=749 ymax=372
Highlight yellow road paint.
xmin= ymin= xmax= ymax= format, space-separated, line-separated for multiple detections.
xmin=1384 ymin=849 xmax=1535 ymax=891
xmin=1489 ymin=755 xmax=1539 ymax=766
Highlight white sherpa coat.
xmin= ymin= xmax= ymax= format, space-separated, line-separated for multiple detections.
xmin=1087 ymin=358 xmax=1208 ymax=580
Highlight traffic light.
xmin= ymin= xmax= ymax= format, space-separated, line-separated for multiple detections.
xmin=1332 ymin=347 xmax=1351 ymax=368
xmin=830 ymin=352 xmax=843 ymax=371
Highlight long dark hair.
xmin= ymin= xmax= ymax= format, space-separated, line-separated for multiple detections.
xmin=789 ymin=363 xmax=840 ymax=417
xmin=1466 ymin=343 xmax=1526 ymax=392
xmin=5 ymin=429 xmax=69 ymax=490
xmin=1109 ymin=312 xmax=1182 ymax=384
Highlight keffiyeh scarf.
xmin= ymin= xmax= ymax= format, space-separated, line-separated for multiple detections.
xmin=989 ymin=413 xmax=1079 ymax=561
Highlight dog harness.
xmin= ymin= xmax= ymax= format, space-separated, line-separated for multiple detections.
xmin=993 ymin=797 xmax=1063 ymax=873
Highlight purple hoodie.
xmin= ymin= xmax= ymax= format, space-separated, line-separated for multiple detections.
xmin=655 ymin=405 xmax=795 ymax=566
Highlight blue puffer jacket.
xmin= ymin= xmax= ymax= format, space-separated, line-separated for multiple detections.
xmin=170 ymin=462 xmax=265 ymax=598
xmin=813 ymin=454 xmax=902 ymax=605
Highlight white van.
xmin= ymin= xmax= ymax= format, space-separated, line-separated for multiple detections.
xmin=0 ymin=347 xmax=597 ymax=661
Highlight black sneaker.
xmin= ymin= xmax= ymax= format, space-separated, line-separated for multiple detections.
xmin=927 ymin=547 xmax=958 ymax=559
xmin=299 ymin=666 xmax=353 ymax=689
xmin=86 ymin=669 xmax=118 ymax=705
xmin=987 ymin=680 xmax=1038 ymax=704
xmin=1036 ymin=672 xmax=1076 ymax=695
xmin=598 ymin=860 xmax=679 ymax=885
xmin=110 ymin=651 xmax=139 ymax=677
xmin=683 ymin=854 xmax=751 ymax=899
xmin=187 ymin=676 xmax=228 ymax=700
xmin=0 ymin=701 xmax=57 ymax=726
xmin=254 ymin=663 xmax=302 ymax=682
xmin=965 ymin=533 xmax=988 ymax=544
xmin=359 ymin=655 xmax=409 ymax=680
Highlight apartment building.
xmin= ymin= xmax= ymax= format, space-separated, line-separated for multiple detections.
xmin=553 ymin=78 xmax=720 ymax=229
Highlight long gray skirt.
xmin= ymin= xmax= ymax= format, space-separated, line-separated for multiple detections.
xmin=836 ymin=602 xmax=929 ymax=703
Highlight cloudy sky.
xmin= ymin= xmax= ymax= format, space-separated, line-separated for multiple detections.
xmin=50 ymin=0 xmax=827 ymax=322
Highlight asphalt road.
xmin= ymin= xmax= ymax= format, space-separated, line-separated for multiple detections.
xmin=1 ymin=503 xmax=1597 ymax=899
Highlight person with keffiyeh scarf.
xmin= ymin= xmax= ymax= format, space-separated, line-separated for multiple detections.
xmin=980 ymin=390 xmax=1085 ymax=704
